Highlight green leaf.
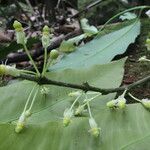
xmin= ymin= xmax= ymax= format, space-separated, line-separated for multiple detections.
xmin=1 ymin=103 xmax=150 ymax=149
xmin=0 ymin=59 xmax=126 ymax=149
xmin=49 ymin=20 xmax=141 ymax=71
xmin=59 ymin=34 xmax=85 ymax=53
xmin=80 ymin=18 xmax=98 ymax=36
xmin=119 ymin=12 xmax=137 ymax=21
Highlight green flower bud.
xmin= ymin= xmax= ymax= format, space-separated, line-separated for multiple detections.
xmin=89 ymin=127 xmax=100 ymax=137
xmin=63 ymin=108 xmax=73 ymax=127
xmin=106 ymin=100 xmax=117 ymax=108
xmin=142 ymin=99 xmax=150 ymax=109
xmin=117 ymin=98 xmax=126 ymax=109
xmin=89 ymin=117 xmax=100 ymax=137
xmin=13 ymin=20 xmax=23 ymax=31
xmin=63 ymin=117 xmax=71 ymax=127
xmin=0 ymin=65 xmax=20 ymax=77
xmin=50 ymin=49 xmax=59 ymax=59
xmin=13 ymin=21 xmax=26 ymax=45
xmin=75 ymin=106 xmax=84 ymax=116
xmin=43 ymin=25 xmax=50 ymax=34
xmin=15 ymin=122 xmax=25 ymax=133
xmin=15 ymin=113 xmax=26 ymax=133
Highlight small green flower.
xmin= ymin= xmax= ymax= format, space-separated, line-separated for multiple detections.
xmin=106 ymin=100 xmax=117 ymax=108
xmin=88 ymin=117 xmax=101 ymax=137
xmin=75 ymin=106 xmax=84 ymax=116
xmin=141 ymin=98 xmax=150 ymax=109
xmin=0 ymin=65 xmax=20 ymax=77
xmin=13 ymin=20 xmax=27 ymax=45
xmin=15 ymin=113 xmax=26 ymax=133
xmin=42 ymin=25 xmax=51 ymax=48
xmin=63 ymin=108 xmax=73 ymax=127
xmin=117 ymin=97 xmax=126 ymax=109
xmin=13 ymin=20 xmax=23 ymax=31
xmin=43 ymin=25 xmax=50 ymax=34
xmin=107 ymin=95 xmax=126 ymax=109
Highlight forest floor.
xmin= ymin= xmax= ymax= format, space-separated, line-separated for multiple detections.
xmin=123 ymin=19 xmax=150 ymax=100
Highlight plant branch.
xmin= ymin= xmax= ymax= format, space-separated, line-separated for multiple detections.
xmin=18 ymin=74 xmax=150 ymax=95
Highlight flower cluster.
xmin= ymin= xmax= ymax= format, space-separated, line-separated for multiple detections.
xmin=107 ymin=91 xmax=127 ymax=109
xmin=62 ymin=90 xmax=101 ymax=137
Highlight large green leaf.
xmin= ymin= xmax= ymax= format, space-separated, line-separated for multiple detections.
xmin=50 ymin=21 xmax=140 ymax=71
xmin=0 ymin=59 xmax=126 ymax=149
xmin=1 ymin=103 xmax=150 ymax=150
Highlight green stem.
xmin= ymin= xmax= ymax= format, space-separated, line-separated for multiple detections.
xmin=122 ymin=89 xmax=128 ymax=97
xmin=42 ymin=48 xmax=48 ymax=76
xmin=20 ymin=70 xmax=37 ymax=75
xmin=23 ymin=44 xmax=40 ymax=76
xmin=87 ymin=102 xmax=92 ymax=118
xmin=70 ymin=95 xmax=81 ymax=110
xmin=23 ymin=84 xmax=37 ymax=113
xmin=82 ymin=93 xmax=101 ymax=107
xmin=28 ymin=86 xmax=39 ymax=111
xmin=100 ymin=6 xmax=150 ymax=31
xmin=45 ymin=59 xmax=54 ymax=72
xmin=128 ymin=93 xmax=141 ymax=103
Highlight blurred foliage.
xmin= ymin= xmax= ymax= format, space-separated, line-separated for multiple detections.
xmin=0 ymin=37 xmax=40 ymax=59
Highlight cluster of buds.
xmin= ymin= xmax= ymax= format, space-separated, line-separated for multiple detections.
xmin=107 ymin=94 xmax=126 ymax=109
xmin=15 ymin=110 xmax=31 ymax=133
xmin=88 ymin=117 xmax=101 ymax=137
xmin=0 ymin=64 xmax=20 ymax=77
xmin=64 ymin=90 xmax=101 ymax=137
xmin=13 ymin=20 xmax=27 ymax=45
xmin=42 ymin=25 xmax=52 ymax=49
